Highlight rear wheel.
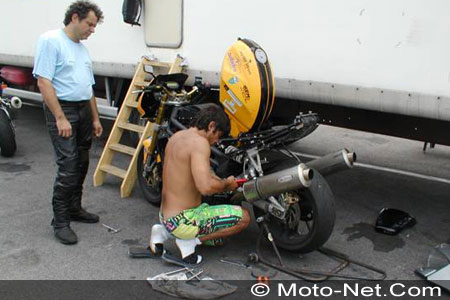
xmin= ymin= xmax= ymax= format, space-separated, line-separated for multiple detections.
xmin=254 ymin=158 xmax=335 ymax=253
xmin=136 ymin=147 xmax=162 ymax=206
xmin=0 ymin=109 xmax=16 ymax=157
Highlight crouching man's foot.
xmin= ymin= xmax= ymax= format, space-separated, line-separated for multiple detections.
xmin=128 ymin=224 xmax=170 ymax=259
xmin=162 ymin=238 xmax=203 ymax=268
xmin=70 ymin=208 xmax=99 ymax=223
xmin=54 ymin=226 xmax=78 ymax=245
xmin=150 ymin=224 xmax=172 ymax=256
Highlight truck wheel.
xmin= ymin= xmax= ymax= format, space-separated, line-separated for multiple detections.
xmin=254 ymin=160 xmax=335 ymax=253
xmin=0 ymin=109 xmax=16 ymax=157
xmin=136 ymin=147 xmax=162 ymax=206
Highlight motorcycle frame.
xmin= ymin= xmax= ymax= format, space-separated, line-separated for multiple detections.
xmin=137 ymin=80 xmax=327 ymax=221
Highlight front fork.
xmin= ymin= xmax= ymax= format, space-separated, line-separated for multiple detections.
xmin=142 ymin=94 xmax=168 ymax=179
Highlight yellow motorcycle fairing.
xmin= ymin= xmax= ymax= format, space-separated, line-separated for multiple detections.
xmin=220 ymin=38 xmax=275 ymax=137
xmin=142 ymin=137 xmax=161 ymax=163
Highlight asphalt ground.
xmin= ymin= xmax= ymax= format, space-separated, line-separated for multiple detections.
xmin=1 ymin=104 xmax=449 ymax=283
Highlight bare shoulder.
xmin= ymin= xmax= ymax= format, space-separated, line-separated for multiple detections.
xmin=171 ymin=129 xmax=209 ymax=153
xmin=186 ymin=131 xmax=209 ymax=153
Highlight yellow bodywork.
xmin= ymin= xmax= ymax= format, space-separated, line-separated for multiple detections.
xmin=220 ymin=39 xmax=275 ymax=137
xmin=142 ymin=137 xmax=161 ymax=163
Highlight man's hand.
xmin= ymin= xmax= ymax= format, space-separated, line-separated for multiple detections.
xmin=225 ymin=176 xmax=239 ymax=191
xmin=56 ymin=117 xmax=72 ymax=138
xmin=93 ymin=120 xmax=103 ymax=137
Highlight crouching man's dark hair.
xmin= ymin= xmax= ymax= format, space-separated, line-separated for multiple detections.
xmin=64 ymin=1 xmax=104 ymax=25
xmin=190 ymin=105 xmax=231 ymax=136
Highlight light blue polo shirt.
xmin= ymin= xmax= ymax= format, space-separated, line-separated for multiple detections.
xmin=33 ymin=29 xmax=95 ymax=101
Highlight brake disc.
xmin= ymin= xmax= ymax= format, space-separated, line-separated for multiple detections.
xmin=146 ymin=162 xmax=161 ymax=188
xmin=286 ymin=204 xmax=301 ymax=230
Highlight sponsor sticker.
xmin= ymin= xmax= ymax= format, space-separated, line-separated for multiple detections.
xmin=227 ymin=52 xmax=238 ymax=73
xmin=228 ymin=76 xmax=239 ymax=85
xmin=239 ymin=51 xmax=252 ymax=75
xmin=240 ymin=85 xmax=250 ymax=102
xmin=223 ymin=99 xmax=237 ymax=114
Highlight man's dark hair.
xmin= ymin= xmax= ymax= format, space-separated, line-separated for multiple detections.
xmin=190 ymin=105 xmax=231 ymax=136
xmin=64 ymin=1 xmax=104 ymax=26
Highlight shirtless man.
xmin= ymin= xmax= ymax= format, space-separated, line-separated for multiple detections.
xmin=150 ymin=105 xmax=250 ymax=265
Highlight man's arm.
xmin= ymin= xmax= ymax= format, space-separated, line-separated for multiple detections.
xmin=191 ymin=139 xmax=238 ymax=195
xmin=37 ymin=77 xmax=72 ymax=138
xmin=89 ymin=94 xmax=103 ymax=137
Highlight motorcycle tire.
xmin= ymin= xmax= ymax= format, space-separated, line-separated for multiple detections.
xmin=0 ymin=109 xmax=16 ymax=157
xmin=136 ymin=146 xmax=162 ymax=206
xmin=253 ymin=161 xmax=335 ymax=253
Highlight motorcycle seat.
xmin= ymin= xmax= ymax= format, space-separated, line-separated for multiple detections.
xmin=155 ymin=73 xmax=188 ymax=91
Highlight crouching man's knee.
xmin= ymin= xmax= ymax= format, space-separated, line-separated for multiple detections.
xmin=238 ymin=208 xmax=251 ymax=229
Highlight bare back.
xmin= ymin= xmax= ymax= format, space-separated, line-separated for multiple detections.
xmin=161 ymin=128 xmax=210 ymax=218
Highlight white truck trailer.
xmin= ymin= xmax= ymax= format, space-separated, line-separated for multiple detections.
xmin=1 ymin=0 xmax=449 ymax=145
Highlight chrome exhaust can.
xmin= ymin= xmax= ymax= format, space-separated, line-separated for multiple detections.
xmin=306 ymin=148 xmax=356 ymax=177
xmin=242 ymin=163 xmax=313 ymax=202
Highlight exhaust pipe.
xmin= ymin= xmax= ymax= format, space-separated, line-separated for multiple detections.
xmin=243 ymin=163 xmax=313 ymax=202
xmin=306 ymin=148 xmax=356 ymax=176
xmin=10 ymin=96 xmax=22 ymax=109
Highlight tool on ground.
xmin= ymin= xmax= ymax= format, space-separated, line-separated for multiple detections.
xmin=256 ymin=276 xmax=270 ymax=285
xmin=186 ymin=270 xmax=204 ymax=281
xmin=153 ymin=267 xmax=203 ymax=281
xmin=251 ymin=215 xmax=387 ymax=281
xmin=219 ymin=258 xmax=250 ymax=269
xmin=102 ymin=223 xmax=121 ymax=233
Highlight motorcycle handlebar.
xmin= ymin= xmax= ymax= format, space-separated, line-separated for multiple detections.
xmin=133 ymin=85 xmax=198 ymax=100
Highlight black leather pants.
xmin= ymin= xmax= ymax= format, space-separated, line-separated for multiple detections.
xmin=44 ymin=101 xmax=92 ymax=228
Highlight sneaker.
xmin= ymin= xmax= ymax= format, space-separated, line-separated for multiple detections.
xmin=162 ymin=249 xmax=203 ymax=268
xmin=128 ymin=246 xmax=161 ymax=259
xmin=70 ymin=208 xmax=99 ymax=223
xmin=54 ymin=226 xmax=78 ymax=245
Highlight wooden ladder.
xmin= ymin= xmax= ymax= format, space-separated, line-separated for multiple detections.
xmin=93 ymin=56 xmax=185 ymax=198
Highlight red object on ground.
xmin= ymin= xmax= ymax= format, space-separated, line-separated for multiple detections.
xmin=0 ymin=66 xmax=34 ymax=86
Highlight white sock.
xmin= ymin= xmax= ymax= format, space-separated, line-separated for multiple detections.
xmin=175 ymin=238 xmax=202 ymax=258
xmin=150 ymin=224 xmax=173 ymax=254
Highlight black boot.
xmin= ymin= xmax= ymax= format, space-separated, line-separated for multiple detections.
xmin=70 ymin=208 xmax=99 ymax=223
xmin=54 ymin=226 xmax=78 ymax=245
xmin=51 ymin=177 xmax=76 ymax=244
xmin=69 ymin=148 xmax=99 ymax=223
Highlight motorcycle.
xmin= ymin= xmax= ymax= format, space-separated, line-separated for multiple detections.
xmin=0 ymin=82 xmax=22 ymax=157
xmin=135 ymin=39 xmax=356 ymax=253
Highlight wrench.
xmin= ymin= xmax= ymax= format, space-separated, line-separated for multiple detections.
xmin=219 ymin=258 xmax=250 ymax=269
xmin=102 ymin=223 xmax=121 ymax=233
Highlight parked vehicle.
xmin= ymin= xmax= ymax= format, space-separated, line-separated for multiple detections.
xmin=1 ymin=0 xmax=449 ymax=145
xmin=0 ymin=82 xmax=22 ymax=157
xmin=135 ymin=39 xmax=356 ymax=253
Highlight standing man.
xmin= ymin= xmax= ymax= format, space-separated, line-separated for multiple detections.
xmin=33 ymin=1 xmax=104 ymax=245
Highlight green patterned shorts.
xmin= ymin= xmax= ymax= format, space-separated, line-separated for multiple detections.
xmin=160 ymin=203 xmax=243 ymax=246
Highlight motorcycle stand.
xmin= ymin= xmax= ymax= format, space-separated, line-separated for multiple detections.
xmin=249 ymin=215 xmax=387 ymax=281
